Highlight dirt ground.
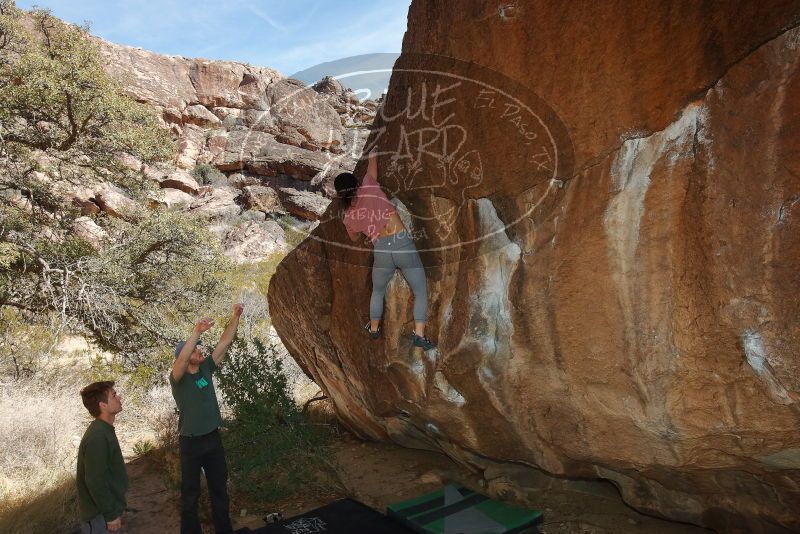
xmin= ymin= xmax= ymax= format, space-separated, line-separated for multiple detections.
xmin=121 ymin=432 xmax=711 ymax=534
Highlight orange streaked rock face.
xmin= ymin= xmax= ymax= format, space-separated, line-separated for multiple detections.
xmin=268 ymin=2 xmax=800 ymax=531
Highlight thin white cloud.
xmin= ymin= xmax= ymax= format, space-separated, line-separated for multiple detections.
xmin=260 ymin=2 xmax=409 ymax=73
xmin=244 ymin=4 xmax=289 ymax=33
xmin=15 ymin=0 xmax=411 ymax=74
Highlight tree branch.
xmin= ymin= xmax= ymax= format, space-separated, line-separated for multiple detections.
xmin=59 ymin=92 xmax=79 ymax=151
xmin=302 ymin=393 xmax=328 ymax=414
xmin=0 ymin=299 xmax=34 ymax=312
xmin=131 ymin=240 xmax=171 ymax=266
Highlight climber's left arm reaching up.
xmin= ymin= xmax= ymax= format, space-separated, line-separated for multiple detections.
xmin=211 ymin=303 xmax=243 ymax=365
xmin=367 ymin=146 xmax=378 ymax=181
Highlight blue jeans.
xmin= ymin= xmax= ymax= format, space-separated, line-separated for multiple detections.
xmin=371 ymin=230 xmax=427 ymax=322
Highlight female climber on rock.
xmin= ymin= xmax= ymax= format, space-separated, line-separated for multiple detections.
xmin=334 ymin=147 xmax=435 ymax=350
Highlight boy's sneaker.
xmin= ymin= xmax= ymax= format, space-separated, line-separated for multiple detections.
xmin=364 ymin=322 xmax=381 ymax=339
xmin=412 ymin=333 xmax=436 ymax=350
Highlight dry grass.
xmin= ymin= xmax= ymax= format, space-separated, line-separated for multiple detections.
xmin=0 ymin=368 xmax=87 ymax=533
xmin=0 ymin=365 xmax=175 ymax=533
xmin=0 ymin=476 xmax=78 ymax=534
xmin=0 ymin=323 xmax=319 ymax=533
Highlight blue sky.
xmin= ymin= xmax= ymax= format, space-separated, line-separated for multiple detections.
xmin=16 ymin=0 xmax=411 ymax=75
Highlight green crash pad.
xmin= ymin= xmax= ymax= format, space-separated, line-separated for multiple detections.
xmin=387 ymin=484 xmax=543 ymax=534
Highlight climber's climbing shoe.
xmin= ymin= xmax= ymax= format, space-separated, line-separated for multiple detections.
xmin=412 ymin=333 xmax=436 ymax=350
xmin=364 ymin=322 xmax=381 ymax=339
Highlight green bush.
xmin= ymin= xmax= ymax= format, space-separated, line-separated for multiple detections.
xmin=191 ymin=164 xmax=228 ymax=187
xmin=132 ymin=439 xmax=156 ymax=457
xmin=0 ymin=308 xmax=59 ymax=379
xmin=276 ymin=215 xmax=308 ymax=249
xmin=0 ymin=3 xmax=237 ymax=375
xmin=216 ymin=337 xmax=331 ymax=501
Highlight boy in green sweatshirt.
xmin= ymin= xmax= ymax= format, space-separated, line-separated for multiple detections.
xmin=76 ymin=381 xmax=128 ymax=533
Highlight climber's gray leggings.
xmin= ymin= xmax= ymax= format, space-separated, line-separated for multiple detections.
xmin=370 ymin=230 xmax=427 ymax=322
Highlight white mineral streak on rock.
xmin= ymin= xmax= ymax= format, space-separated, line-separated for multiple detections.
xmin=434 ymin=371 xmax=466 ymax=406
xmin=472 ymin=198 xmax=521 ymax=341
xmin=479 ymin=365 xmax=496 ymax=382
xmin=410 ymin=358 xmax=426 ymax=378
xmin=425 ymin=422 xmax=442 ymax=435
xmin=603 ymin=103 xmax=705 ymax=398
xmin=441 ymin=301 xmax=453 ymax=324
xmin=605 ymin=104 xmax=702 ymax=276
xmin=461 ymin=199 xmax=522 ymax=416
xmin=741 ymin=330 xmax=794 ymax=405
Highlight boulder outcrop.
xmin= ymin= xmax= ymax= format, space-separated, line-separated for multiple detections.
xmin=268 ymin=1 xmax=800 ymax=532
xmin=242 ymin=185 xmax=284 ymax=214
xmin=188 ymin=187 xmax=241 ymax=220
xmin=276 ymin=188 xmax=330 ymax=221
xmin=92 ymin=185 xmax=139 ymax=220
xmin=71 ymin=216 xmax=107 ymax=249
xmin=97 ymin=41 xmax=373 ymax=188
xmin=157 ymin=170 xmax=200 ymax=195
xmin=223 ymin=220 xmax=290 ymax=263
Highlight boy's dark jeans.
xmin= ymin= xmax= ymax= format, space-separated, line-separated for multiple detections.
xmin=179 ymin=429 xmax=232 ymax=534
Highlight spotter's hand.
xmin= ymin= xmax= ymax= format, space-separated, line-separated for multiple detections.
xmin=193 ymin=317 xmax=215 ymax=334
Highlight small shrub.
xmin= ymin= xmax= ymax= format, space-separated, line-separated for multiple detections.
xmin=146 ymin=392 xmax=182 ymax=490
xmin=276 ymin=214 xmax=297 ymax=227
xmin=0 ymin=309 xmax=61 ymax=379
xmin=191 ymin=164 xmax=228 ymax=187
xmin=132 ymin=439 xmax=156 ymax=457
xmin=151 ymin=405 xmax=180 ymax=450
xmin=285 ymin=227 xmax=307 ymax=249
xmin=276 ymin=215 xmax=308 ymax=249
xmin=216 ymin=337 xmax=332 ymax=501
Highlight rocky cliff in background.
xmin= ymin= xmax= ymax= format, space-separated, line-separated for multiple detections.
xmin=69 ymin=38 xmax=377 ymax=263
xmin=98 ymin=41 xmax=375 ymax=175
xmin=268 ymin=1 xmax=800 ymax=532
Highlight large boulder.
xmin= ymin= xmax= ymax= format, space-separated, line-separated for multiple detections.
xmin=158 ymin=170 xmax=200 ymax=195
xmin=174 ymin=124 xmax=206 ymax=169
xmin=266 ymin=78 xmax=344 ymax=150
xmin=71 ymin=216 xmax=107 ymax=249
xmin=149 ymin=188 xmax=194 ymax=209
xmin=188 ymin=187 xmax=240 ymax=220
xmin=312 ymin=76 xmax=345 ymax=96
xmin=93 ymin=185 xmax=139 ymax=219
xmin=312 ymin=75 xmax=377 ymax=129
xmin=223 ymin=220 xmax=290 ymax=263
xmin=213 ymin=130 xmax=339 ymax=181
xmin=227 ymin=172 xmax=262 ymax=189
xmin=276 ymin=188 xmax=330 ymax=221
xmin=182 ymin=104 xmax=221 ymax=128
xmin=267 ymin=2 xmax=800 ymax=532
xmin=64 ymin=185 xmax=101 ymax=216
xmin=241 ymin=185 xmax=284 ymax=213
